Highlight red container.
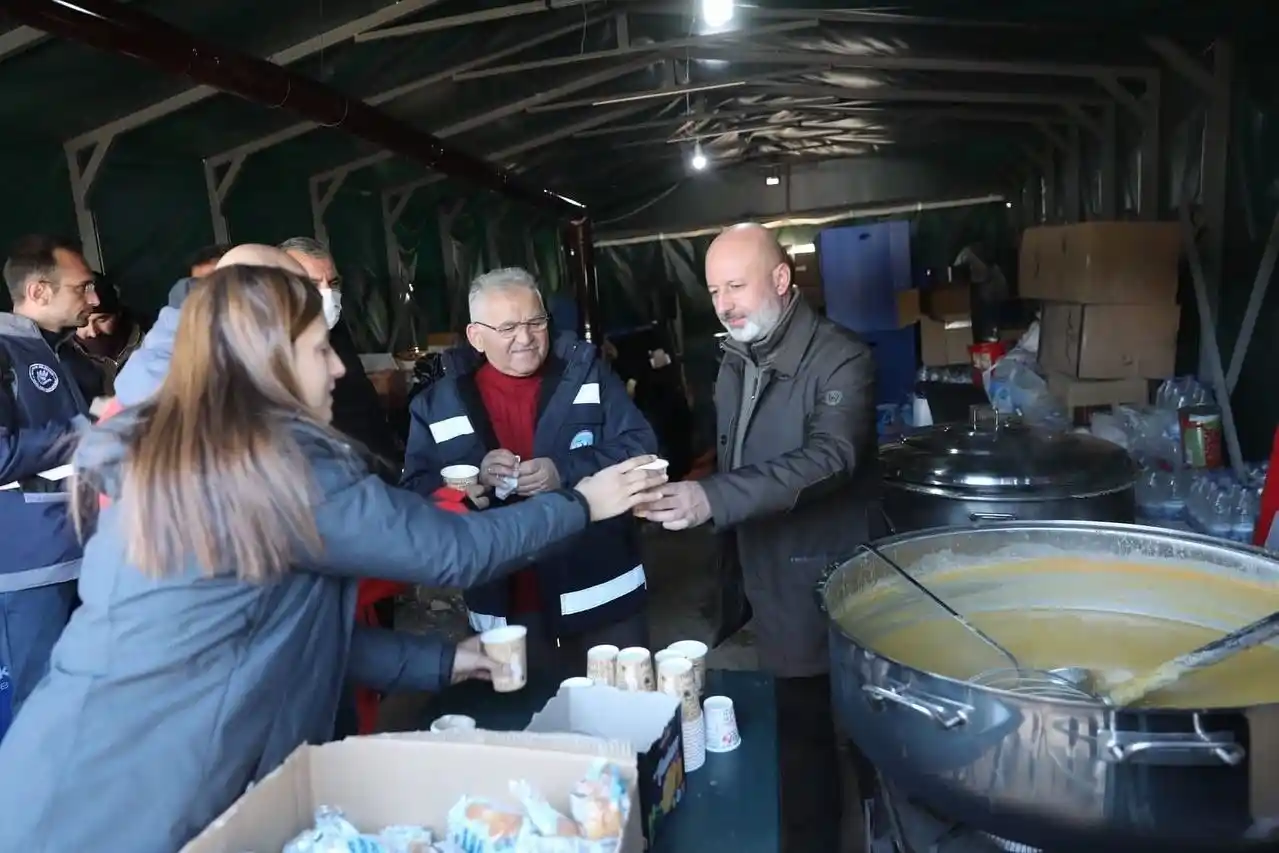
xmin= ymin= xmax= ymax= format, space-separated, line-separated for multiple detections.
xmin=968 ymin=341 xmax=1007 ymax=386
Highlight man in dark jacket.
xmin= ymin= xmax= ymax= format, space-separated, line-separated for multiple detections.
xmin=402 ymin=268 xmax=657 ymax=678
xmin=66 ymin=276 xmax=143 ymax=400
xmin=636 ymin=223 xmax=879 ymax=851
xmin=0 ymin=235 xmax=98 ymax=716
xmin=280 ymin=237 xmax=401 ymax=467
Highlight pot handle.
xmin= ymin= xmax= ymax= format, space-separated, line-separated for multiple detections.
xmin=969 ymin=512 xmax=1018 ymax=523
xmin=862 ymin=683 xmax=971 ymax=730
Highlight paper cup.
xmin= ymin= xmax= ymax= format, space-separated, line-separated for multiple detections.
xmin=637 ymin=458 xmax=669 ymax=472
xmin=653 ymin=648 xmax=685 ymax=669
xmin=665 ymin=640 xmax=709 ymax=696
xmin=657 ymin=657 xmax=700 ymax=722
xmin=681 ymin=714 xmax=706 ymax=772
xmin=441 ymin=464 xmax=480 ymax=488
xmin=703 ymin=695 xmax=741 ymax=753
xmin=560 ymin=676 xmax=594 ymax=688
xmin=586 ymin=644 xmax=619 ymax=687
xmin=480 ymin=625 xmax=528 ymax=693
xmin=429 ymin=714 xmax=477 ymax=733
xmin=616 ymin=647 xmax=655 ymax=692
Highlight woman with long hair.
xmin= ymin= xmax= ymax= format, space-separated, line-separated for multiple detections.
xmin=0 ymin=265 xmax=664 ymax=853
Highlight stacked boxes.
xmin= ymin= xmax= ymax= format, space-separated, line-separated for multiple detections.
xmin=1021 ymin=222 xmax=1183 ymax=410
xmin=896 ymin=284 xmax=974 ymax=367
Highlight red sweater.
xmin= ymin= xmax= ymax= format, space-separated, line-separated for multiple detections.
xmin=474 ymin=362 xmax=542 ymax=615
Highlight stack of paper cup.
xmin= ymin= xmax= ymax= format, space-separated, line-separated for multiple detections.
xmin=586 ymin=644 xmax=619 ymax=686
xmin=681 ymin=714 xmax=706 ymax=772
xmin=560 ymin=676 xmax=594 ymax=688
xmin=703 ymin=695 xmax=742 ymax=753
xmin=429 ymin=714 xmax=477 ymax=734
xmin=615 ymin=647 xmax=655 ymax=692
xmin=657 ymin=658 xmax=700 ymax=722
xmin=480 ymin=625 xmax=528 ymax=693
xmin=665 ymin=640 xmax=709 ymax=696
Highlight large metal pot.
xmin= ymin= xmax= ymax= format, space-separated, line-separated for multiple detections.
xmin=819 ymin=522 xmax=1279 ymax=852
xmin=880 ymin=415 xmax=1137 ymax=532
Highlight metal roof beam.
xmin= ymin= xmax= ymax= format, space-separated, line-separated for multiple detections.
xmin=0 ymin=25 xmax=46 ymax=62
xmin=206 ymin=12 xmax=614 ymax=169
xmin=682 ymin=48 xmax=1156 ymax=80
xmin=528 ymin=81 xmax=1109 ymax=114
xmin=451 ymin=20 xmax=819 ymax=81
xmin=613 ymin=124 xmax=895 ymax=148
xmin=354 ymin=0 xmax=596 ymax=42
xmin=571 ymin=104 xmax=1071 ymax=138
xmin=65 ymin=0 xmax=449 ymax=151
xmin=384 ymin=102 xmax=656 ymax=199
xmin=310 ymin=54 xmax=657 ymax=184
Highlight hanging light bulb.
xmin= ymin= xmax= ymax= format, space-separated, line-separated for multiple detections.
xmin=690 ymin=143 xmax=708 ymax=171
xmin=701 ymin=0 xmax=733 ymax=28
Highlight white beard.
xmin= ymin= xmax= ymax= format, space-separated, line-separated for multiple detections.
xmin=723 ymin=295 xmax=784 ymax=343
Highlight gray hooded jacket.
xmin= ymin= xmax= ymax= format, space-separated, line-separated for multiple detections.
xmin=0 ymin=411 xmax=590 ymax=853
xmin=112 ymin=278 xmax=196 ymax=406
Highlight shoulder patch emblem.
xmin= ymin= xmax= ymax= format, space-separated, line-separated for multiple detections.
xmin=28 ymin=363 xmax=59 ymax=393
xmin=823 ymin=390 xmax=844 ymax=406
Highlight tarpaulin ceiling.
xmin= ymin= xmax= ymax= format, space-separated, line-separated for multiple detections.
xmin=1 ymin=0 xmax=1272 ymax=221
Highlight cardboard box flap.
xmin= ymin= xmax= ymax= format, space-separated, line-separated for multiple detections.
xmin=526 ymin=686 xmax=678 ymax=753
xmin=375 ymin=729 xmax=637 ymax=763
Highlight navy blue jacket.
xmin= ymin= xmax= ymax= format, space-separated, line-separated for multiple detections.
xmin=0 ymin=313 xmax=90 ymax=593
xmin=402 ymin=334 xmax=657 ymax=637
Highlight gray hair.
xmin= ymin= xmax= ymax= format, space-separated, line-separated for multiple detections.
xmin=468 ymin=267 xmax=543 ymax=320
xmin=278 ymin=236 xmax=332 ymax=261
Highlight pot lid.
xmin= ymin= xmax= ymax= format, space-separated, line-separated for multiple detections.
xmin=881 ymin=419 xmax=1135 ymax=496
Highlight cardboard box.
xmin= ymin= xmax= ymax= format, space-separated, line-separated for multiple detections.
xmin=792 ymin=254 xmax=822 ymax=290
xmin=1039 ymin=302 xmax=1179 ymax=379
xmin=894 ymin=288 xmax=921 ymax=327
xmin=923 ymin=284 xmax=971 ymax=320
xmin=920 ymin=316 xmax=973 ymax=366
xmin=1047 ymin=373 xmax=1150 ymax=409
xmin=182 ymin=732 xmax=643 ymax=853
xmin=1020 ymin=222 xmax=1181 ymax=304
xmin=527 ymin=686 xmax=684 ymax=847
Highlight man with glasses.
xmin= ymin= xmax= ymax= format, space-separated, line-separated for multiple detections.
xmin=402 ymin=267 xmax=657 ymax=676
xmin=0 ymin=235 xmax=98 ymax=719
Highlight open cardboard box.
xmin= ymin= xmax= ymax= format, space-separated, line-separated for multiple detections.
xmin=527 ymin=685 xmax=684 ymax=847
xmin=181 ymin=731 xmax=643 ymax=853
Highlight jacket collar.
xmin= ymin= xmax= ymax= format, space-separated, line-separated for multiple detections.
xmin=0 ymin=312 xmax=76 ymax=347
xmin=720 ymin=292 xmax=817 ymax=379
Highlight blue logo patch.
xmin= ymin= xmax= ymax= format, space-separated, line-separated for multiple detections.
xmin=28 ymin=363 xmax=59 ymax=393
xmin=570 ymin=429 xmax=595 ymax=450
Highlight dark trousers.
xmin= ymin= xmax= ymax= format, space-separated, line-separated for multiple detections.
xmin=778 ymin=674 xmax=873 ymax=852
xmin=511 ymin=610 xmax=650 ymax=683
xmin=0 ymin=581 xmax=77 ymax=721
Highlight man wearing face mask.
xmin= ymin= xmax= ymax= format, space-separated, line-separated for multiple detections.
xmin=279 ymin=238 xmax=400 ymax=467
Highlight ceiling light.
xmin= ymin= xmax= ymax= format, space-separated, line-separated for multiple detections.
xmin=690 ymin=144 xmax=708 ymax=171
xmin=765 ymin=175 xmax=780 ymax=186
xmin=1005 ymin=201 xmax=1013 ymax=208
xmin=787 ymin=243 xmax=816 ymax=255
xmin=701 ymin=0 xmax=734 ymax=28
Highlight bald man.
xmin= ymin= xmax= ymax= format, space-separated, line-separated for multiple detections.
xmin=112 ymin=244 xmax=305 ymax=407
xmin=636 ymin=223 xmax=878 ymax=850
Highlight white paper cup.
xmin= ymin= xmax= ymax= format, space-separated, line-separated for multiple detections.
xmin=653 ymin=648 xmax=685 ymax=669
xmin=429 ymin=714 xmax=477 ymax=733
xmin=441 ymin=464 xmax=480 ymax=488
xmin=637 ymin=458 xmax=670 ymax=472
xmin=703 ymin=695 xmax=741 ymax=753
xmin=657 ymin=657 xmax=700 ymax=722
xmin=560 ymin=676 xmax=594 ymax=688
xmin=681 ymin=714 xmax=706 ymax=772
xmin=665 ymin=640 xmax=709 ymax=696
xmin=480 ymin=625 xmax=528 ymax=693
xmin=586 ymin=644 xmax=619 ymax=687
xmin=616 ymin=646 xmax=655 ymax=692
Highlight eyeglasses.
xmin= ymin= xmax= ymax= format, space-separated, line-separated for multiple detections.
xmin=41 ymin=279 xmax=96 ymax=295
xmin=472 ymin=316 xmax=550 ymax=338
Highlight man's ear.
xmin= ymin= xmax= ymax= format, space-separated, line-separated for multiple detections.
xmin=464 ymin=323 xmax=485 ymax=353
xmin=772 ymin=261 xmax=792 ymax=295
xmin=25 ymin=278 xmax=51 ymax=306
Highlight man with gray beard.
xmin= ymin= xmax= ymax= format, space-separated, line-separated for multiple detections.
xmin=636 ymin=223 xmax=879 ymax=851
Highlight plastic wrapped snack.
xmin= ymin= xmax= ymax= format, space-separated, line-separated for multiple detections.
xmin=495 ymin=456 xmax=520 ymax=502
xmin=283 ymin=807 xmax=369 ymax=853
xmin=446 ymin=797 xmax=530 ymax=853
xmin=568 ymin=761 xmax=628 ymax=842
xmin=510 ymin=780 xmax=580 ymax=838
xmin=377 ymin=825 xmax=436 ymax=853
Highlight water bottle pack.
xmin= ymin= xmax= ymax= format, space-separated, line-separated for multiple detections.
xmin=1144 ymin=465 xmax=1268 ymax=543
